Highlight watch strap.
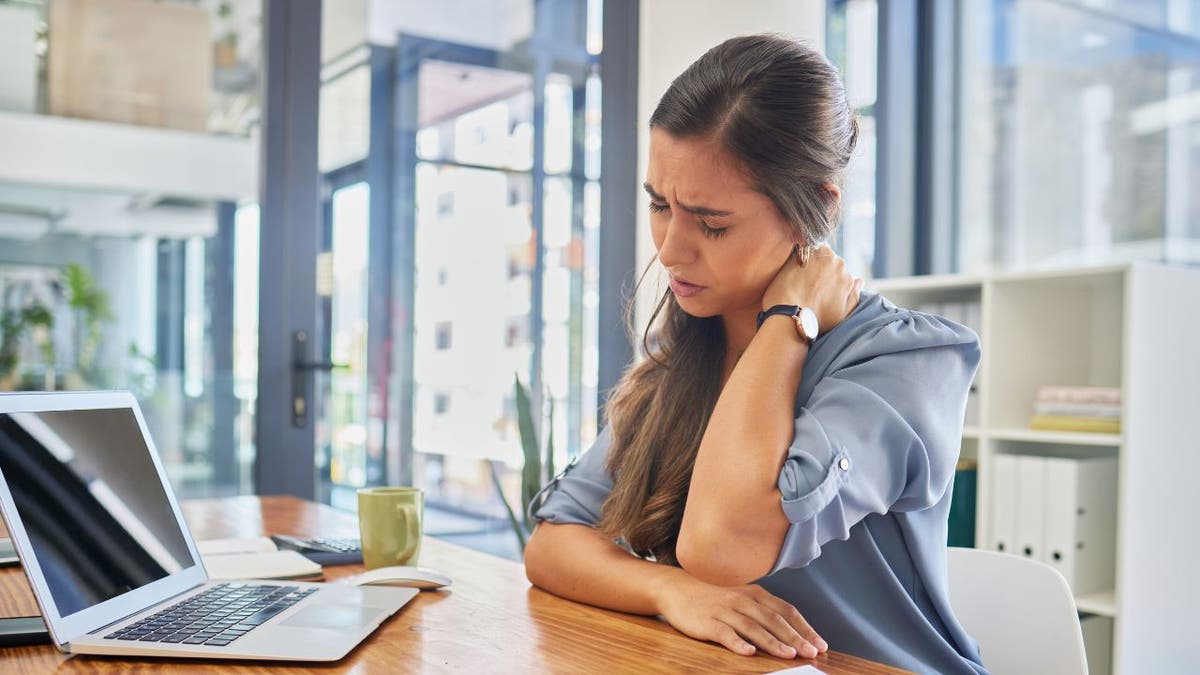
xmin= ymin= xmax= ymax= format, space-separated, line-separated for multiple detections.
xmin=756 ymin=304 xmax=801 ymax=329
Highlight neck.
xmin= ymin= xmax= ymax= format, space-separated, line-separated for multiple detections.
xmin=721 ymin=304 xmax=760 ymax=359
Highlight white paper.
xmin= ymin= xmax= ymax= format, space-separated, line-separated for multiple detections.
xmin=768 ymin=666 xmax=827 ymax=675
xmin=202 ymin=550 xmax=322 ymax=580
xmin=196 ymin=536 xmax=277 ymax=556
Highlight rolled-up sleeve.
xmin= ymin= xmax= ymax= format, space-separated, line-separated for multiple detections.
xmin=529 ymin=426 xmax=614 ymax=527
xmin=772 ymin=311 xmax=981 ymax=572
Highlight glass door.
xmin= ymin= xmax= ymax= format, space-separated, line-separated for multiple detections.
xmin=317 ymin=176 xmax=377 ymax=507
xmin=409 ymin=51 xmax=540 ymax=558
xmin=395 ymin=19 xmax=602 ymax=559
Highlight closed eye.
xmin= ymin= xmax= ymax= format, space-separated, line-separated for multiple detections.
xmin=700 ymin=219 xmax=727 ymax=239
xmin=649 ymin=201 xmax=728 ymax=238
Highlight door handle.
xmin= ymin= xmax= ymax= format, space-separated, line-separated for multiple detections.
xmin=294 ymin=360 xmax=348 ymax=371
xmin=290 ymin=330 xmax=349 ymax=427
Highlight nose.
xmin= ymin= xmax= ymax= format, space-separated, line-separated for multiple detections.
xmin=655 ymin=212 xmax=696 ymax=269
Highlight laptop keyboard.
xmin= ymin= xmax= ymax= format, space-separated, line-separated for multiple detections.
xmin=101 ymin=583 xmax=318 ymax=646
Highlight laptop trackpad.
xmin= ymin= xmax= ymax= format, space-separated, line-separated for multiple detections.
xmin=280 ymin=604 xmax=384 ymax=630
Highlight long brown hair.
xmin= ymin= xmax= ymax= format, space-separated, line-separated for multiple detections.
xmin=596 ymin=34 xmax=858 ymax=564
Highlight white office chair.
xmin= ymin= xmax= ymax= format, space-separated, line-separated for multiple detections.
xmin=946 ymin=547 xmax=1089 ymax=675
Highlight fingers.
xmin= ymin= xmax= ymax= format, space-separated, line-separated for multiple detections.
xmin=757 ymin=594 xmax=828 ymax=655
xmin=736 ymin=603 xmax=819 ymax=659
xmin=847 ymin=277 xmax=864 ymax=309
xmin=748 ymin=589 xmax=826 ymax=656
xmin=721 ymin=611 xmax=802 ymax=659
xmin=689 ymin=586 xmax=829 ymax=660
xmin=711 ymin=622 xmax=757 ymax=657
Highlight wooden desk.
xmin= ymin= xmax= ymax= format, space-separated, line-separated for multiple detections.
xmin=0 ymin=496 xmax=908 ymax=673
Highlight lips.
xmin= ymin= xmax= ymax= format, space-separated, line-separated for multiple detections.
xmin=668 ymin=275 xmax=706 ymax=298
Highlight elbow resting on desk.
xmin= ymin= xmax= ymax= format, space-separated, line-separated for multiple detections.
xmin=523 ymin=524 xmax=553 ymax=590
xmin=675 ymin=501 xmax=787 ymax=586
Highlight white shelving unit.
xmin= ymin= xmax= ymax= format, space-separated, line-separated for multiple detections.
xmin=871 ymin=262 xmax=1200 ymax=675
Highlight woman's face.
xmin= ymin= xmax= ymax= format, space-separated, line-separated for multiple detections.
xmin=646 ymin=128 xmax=796 ymax=319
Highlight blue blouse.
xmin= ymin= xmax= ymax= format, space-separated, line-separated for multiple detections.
xmin=530 ymin=291 xmax=988 ymax=674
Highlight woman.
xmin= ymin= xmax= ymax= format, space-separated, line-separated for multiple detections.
xmin=523 ymin=34 xmax=986 ymax=674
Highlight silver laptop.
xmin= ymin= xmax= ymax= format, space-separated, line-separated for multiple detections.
xmin=0 ymin=390 xmax=417 ymax=661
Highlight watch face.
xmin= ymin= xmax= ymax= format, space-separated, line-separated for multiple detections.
xmin=798 ymin=307 xmax=819 ymax=340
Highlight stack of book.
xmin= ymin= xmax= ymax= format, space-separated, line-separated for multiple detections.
xmin=196 ymin=538 xmax=324 ymax=581
xmin=1030 ymin=386 xmax=1121 ymax=434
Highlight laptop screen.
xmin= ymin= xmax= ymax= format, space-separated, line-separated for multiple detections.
xmin=0 ymin=407 xmax=196 ymax=618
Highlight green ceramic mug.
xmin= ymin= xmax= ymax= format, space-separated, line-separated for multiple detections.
xmin=357 ymin=487 xmax=423 ymax=569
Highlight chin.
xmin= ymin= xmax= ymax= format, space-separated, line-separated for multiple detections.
xmin=672 ymin=294 xmax=722 ymax=319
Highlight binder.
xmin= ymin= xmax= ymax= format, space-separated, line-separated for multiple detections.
xmin=947 ymin=463 xmax=977 ymax=548
xmin=1015 ymin=456 xmax=1046 ymax=559
xmin=1043 ymin=456 xmax=1118 ymax=595
xmin=989 ymin=454 xmax=1018 ymax=554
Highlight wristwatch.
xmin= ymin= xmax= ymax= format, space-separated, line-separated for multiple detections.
xmin=756 ymin=305 xmax=819 ymax=347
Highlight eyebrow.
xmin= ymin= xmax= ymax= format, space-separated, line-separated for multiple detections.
xmin=642 ymin=182 xmax=734 ymax=217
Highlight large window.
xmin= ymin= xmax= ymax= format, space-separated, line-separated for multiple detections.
xmin=829 ymin=0 xmax=1200 ymax=278
xmin=312 ymin=1 xmax=607 ymax=560
xmin=0 ymin=0 xmax=263 ymax=498
xmin=827 ymin=0 xmax=879 ymax=279
xmin=405 ymin=22 xmax=603 ymax=559
xmin=1 ymin=0 xmax=619 ymax=559
xmin=958 ymin=0 xmax=1200 ymax=272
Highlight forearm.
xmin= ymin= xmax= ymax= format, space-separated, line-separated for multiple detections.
xmin=524 ymin=522 xmax=686 ymax=616
xmin=678 ymin=318 xmax=807 ymax=581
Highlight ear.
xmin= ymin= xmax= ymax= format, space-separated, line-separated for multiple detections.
xmin=823 ymin=182 xmax=842 ymax=203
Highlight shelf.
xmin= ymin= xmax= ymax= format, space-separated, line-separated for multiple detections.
xmin=990 ymin=264 xmax=1128 ymax=286
xmin=989 ymin=428 xmax=1122 ymax=447
xmin=1076 ymin=590 xmax=1117 ymax=618
xmin=868 ymin=276 xmax=983 ymax=308
xmin=868 ymin=264 xmax=1200 ymax=673
xmin=868 ymin=274 xmax=985 ymax=293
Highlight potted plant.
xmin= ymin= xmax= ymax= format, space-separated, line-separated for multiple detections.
xmin=63 ymin=263 xmax=113 ymax=386
xmin=490 ymin=373 xmax=556 ymax=552
xmin=0 ymin=302 xmax=53 ymax=391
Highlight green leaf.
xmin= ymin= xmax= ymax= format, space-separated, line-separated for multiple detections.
xmin=545 ymin=395 xmax=555 ymax=485
xmin=514 ymin=373 xmax=541 ymax=532
xmin=488 ymin=460 xmax=526 ymax=552
xmin=22 ymin=303 xmax=53 ymax=328
xmin=64 ymin=263 xmax=113 ymax=321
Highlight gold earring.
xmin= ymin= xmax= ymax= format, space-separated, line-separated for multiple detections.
xmin=793 ymin=245 xmax=811 ymax=266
